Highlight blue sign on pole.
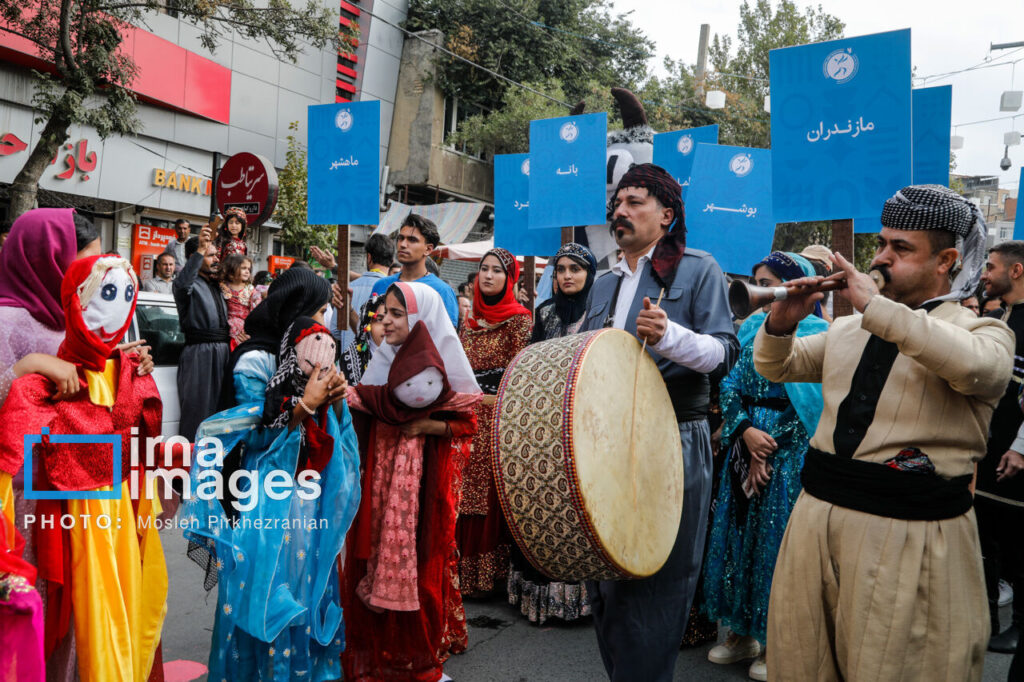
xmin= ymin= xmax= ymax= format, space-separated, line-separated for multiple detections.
xmin=770 ymin=29 xmax=912 ymax=231
xmin=307 ymin=100 xmax=381 ymax=225
xmin=653 ymin=125 xmax=719 ymax=200
xmin=854 ymin=83 xmax=952 ymax=233
xmin=912 ymin=85 xmax=952 ymax=185
xmin=494 ymin=154 xmax=561 ymax=256
xmin=1016 ymin=167 xmax=1024 ymax=240
xmin=685 ymin=144 xmax=775 ymax=276
xmin=528 ymin=113 xmax=607 ymax=229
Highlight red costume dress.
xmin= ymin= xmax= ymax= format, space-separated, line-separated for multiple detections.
xmin=0 ymin=256 xmax=167 ymax=682
xmin=342 ymin=284 xmax=481 ymax=682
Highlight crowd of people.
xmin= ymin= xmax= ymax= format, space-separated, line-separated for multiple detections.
xmin=0 ymin=166 xmax=1022 ymax=682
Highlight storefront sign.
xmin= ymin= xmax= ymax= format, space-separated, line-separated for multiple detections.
xmin=216 ymin=152 xmax=279 ymax=228
xmin=52 ymin=139 xmax=98 ymax=182
xmin=131 ymin=224 xmax=177 ymax=280
xmin=153 ymin=168 xmax=213 ymax=195
xmin=268 ymin=255 xmax=295 ymax=274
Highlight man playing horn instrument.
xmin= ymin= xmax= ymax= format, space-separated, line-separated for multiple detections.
xmin=755 ymin=184 xmax=1014 ymax=681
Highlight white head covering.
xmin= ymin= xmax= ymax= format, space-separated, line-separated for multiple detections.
xmin=359 ymin=281 xmax=481 ymax=394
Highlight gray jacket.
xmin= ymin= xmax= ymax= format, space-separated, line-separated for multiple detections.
xmin=583 ymin=247 xmax=739 ymax=420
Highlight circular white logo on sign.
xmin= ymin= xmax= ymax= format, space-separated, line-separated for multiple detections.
xmin=521 ymin=158 xmax=530 ymax=176
xmin=677 ymin=135 xmax=694 ymax=155
xmin=560 ymin=122 xmax=579 ymax=143
xmin=335 ymin=109 xmax=354 ymax=132
xmin=729 ymin=153 xmax=754 ymax=177
xmin=823 ymin=48 xmax=858 ymax=84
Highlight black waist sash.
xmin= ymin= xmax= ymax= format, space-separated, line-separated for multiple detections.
xmin=801 ymin=447 xmax=973 ymax=521
xmin=184 ymin=328 xmax=230 ymax=345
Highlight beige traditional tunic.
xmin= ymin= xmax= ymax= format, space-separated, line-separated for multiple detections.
xmin=754 ymin=296 xmax=1014 ymax=681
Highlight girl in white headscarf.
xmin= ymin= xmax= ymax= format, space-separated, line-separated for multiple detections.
xmin=342 ymin=282 xmax=480 ymax=682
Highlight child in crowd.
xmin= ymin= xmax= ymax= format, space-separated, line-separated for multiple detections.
xmin=216 ymin=207 xmax=248 ymax=262
xmin=220 ymin=253 xmax=261 ymax=349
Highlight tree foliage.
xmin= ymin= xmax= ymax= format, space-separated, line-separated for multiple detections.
xmin=446 ymin=0 xmax=844 ymax=156
xmin=1 ymin=0 xmax=357 ymax=218
xmin=405 ymin=0 xmax=653 ymax=110
xmin=273 ymin=121 xmax=334 ymax=256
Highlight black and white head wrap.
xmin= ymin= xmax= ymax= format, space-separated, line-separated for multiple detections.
xmin=881 ymin=184 xmax=988 ymax=302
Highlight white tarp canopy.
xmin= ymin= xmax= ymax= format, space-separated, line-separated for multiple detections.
xmin=374 ymin=200 xmax=485 ymax=246
xmin=434 ymin=239 xmax=547 ymax=267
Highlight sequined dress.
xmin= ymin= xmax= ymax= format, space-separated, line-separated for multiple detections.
xmin=456 ymin=313 xmax=532 ymax=595
xmin=700 ymin=338 xmax=813 ymax=644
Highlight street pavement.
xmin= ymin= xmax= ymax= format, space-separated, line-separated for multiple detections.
xmin=160 ymin=527 xmax=1014 ymax=681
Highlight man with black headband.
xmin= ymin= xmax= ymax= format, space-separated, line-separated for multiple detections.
xmin=754 ymin=184 xmax=1014 ymax=680
xmin=582 ymin=163 xmax=738 ymax=681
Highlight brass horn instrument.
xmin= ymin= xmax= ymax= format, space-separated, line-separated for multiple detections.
xmin=729 ymin=270 xmax=886 ymax=319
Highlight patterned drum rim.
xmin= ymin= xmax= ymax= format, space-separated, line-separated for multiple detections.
xmin=493 ymin=329 xmax=633 ymax=581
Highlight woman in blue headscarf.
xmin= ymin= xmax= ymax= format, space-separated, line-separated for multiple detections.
xmin=701 ymin=252 xmax=827 ymax=681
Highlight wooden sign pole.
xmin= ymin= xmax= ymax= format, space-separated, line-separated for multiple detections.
xmin=831 ymin=218 xmax=854 ymax=318
xmin=523 ymin=256 xmax=536 ymax=311
xmin=336 ymin=224 xmax=350 ymax=330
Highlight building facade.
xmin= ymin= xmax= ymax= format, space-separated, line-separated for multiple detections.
xmin=0 ymin=0 xmax=408 ymax=275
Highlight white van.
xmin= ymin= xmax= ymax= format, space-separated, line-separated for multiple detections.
xmin=124 ymin=291 xmax=182 ymax=437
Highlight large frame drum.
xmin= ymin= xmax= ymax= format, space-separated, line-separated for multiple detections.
xmin=493 ymin=328 xmax=684 ymax=581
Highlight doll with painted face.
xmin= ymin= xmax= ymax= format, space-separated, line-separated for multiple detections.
xmin=341 ymin=281 xmax=482 ymax=682
xmin=0 ymin=255 xmax=167 ymax=682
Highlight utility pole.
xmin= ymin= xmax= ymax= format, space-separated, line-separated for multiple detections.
xmin=992 ymin=41 xmax=1024 ymax=51
xmin=695 ymin=24 xmax=710 ymax=98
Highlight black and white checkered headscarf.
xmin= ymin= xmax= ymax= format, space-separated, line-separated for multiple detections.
xmin=881 ymin=184 xmax=988 ymax=302
xmin=881 ymin=184 xmax=976 ymax=237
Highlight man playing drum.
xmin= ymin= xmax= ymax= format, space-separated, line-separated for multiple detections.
xmin=582 ymin=163 xmax=739 ymax=681
xmin=755 ymin=185 xmax=1014 ymax=680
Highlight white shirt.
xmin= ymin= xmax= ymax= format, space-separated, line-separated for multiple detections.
xmin=610 ymin=246 xmax=724 ymax=374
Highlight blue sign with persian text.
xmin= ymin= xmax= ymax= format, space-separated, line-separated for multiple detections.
xmin=854 ymin=83 xmax=952 ymax=232
xmin=770 ymin=29 xmax=912 ymax=231
xmin=528 ymin=113 xmax=607 ymax=229
xmin=912 ymin=85 xmax=952 ymax=185
xmin=307 ymin=100 xmax=380 ymax=225
xmin=685 ymin=144 xmax=775 ymax=276
xmin=653 ymin=125 xmax=719 ymax=200
xmin=494 ymin=154 xmax=561 ymax=256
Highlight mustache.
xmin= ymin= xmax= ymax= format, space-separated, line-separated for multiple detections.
xmin=869 ymin=265 xmax=892 ymax=285
xmin=609 ymin=217 xmax=635 ymax=235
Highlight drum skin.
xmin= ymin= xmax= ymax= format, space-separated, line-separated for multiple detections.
xmin=493 ymin=328 xmax=684 ymax=581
